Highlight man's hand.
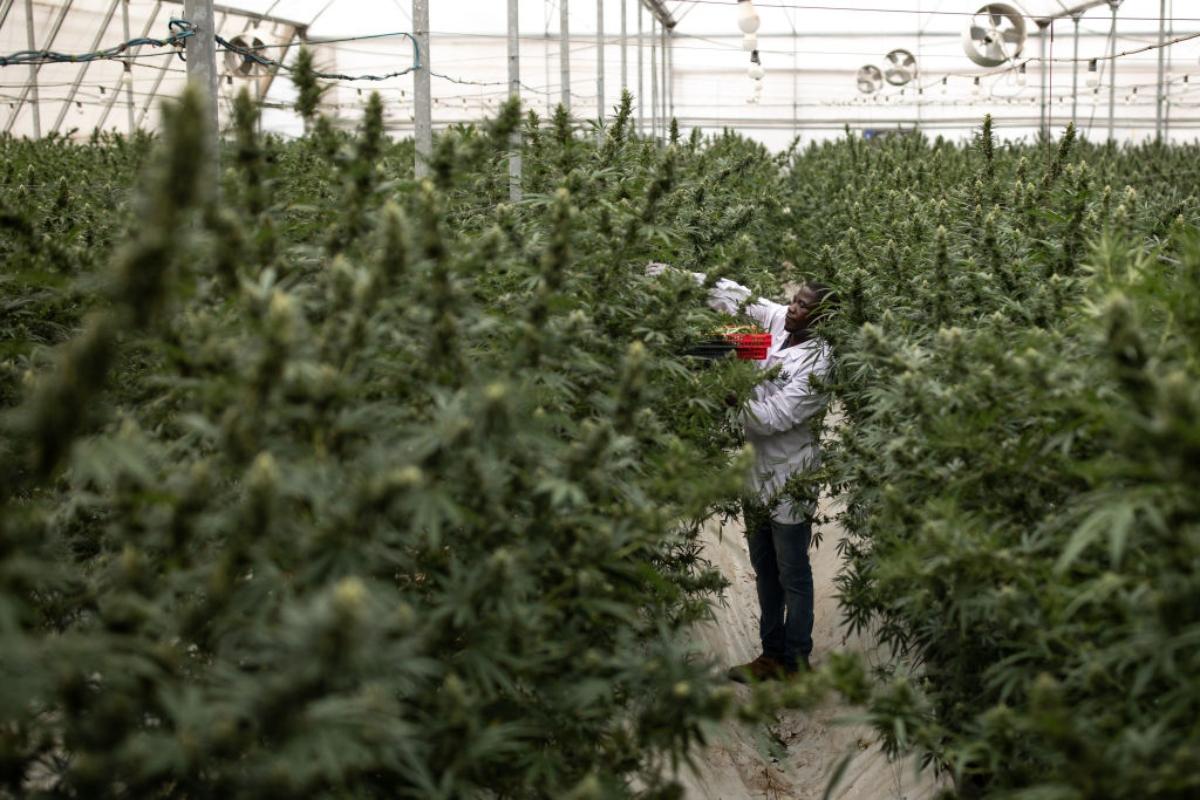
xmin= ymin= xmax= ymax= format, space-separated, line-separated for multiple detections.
xmin=645 ymin=262 xmax=671 ymax=277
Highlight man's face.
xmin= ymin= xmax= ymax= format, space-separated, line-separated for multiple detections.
xmin=784 ymin=286 xmax=820 ymax=334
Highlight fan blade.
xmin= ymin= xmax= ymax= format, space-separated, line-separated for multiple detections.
xmin=1003 ymin=28 xmax=1023 ymax=43
xmin=985 ymin=43 xmax=1007 ymax=62
xmin=970 ymin=25 xmax=990 ymax=41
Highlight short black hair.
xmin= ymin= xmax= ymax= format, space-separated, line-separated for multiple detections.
xmin=804 ymin=281 xmax=835 ymax=306
xmin=802 ymin=281 xmax=837 ymax=322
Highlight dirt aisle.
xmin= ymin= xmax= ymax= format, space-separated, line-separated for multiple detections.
xmin=676 ymin=503 xmax=942 ymax=800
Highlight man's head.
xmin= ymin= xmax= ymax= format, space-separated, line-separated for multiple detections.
xmin=784 ymin=282 xmax=835 ymax=334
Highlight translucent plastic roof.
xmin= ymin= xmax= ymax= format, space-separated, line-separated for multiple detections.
xmin=3 ymin=0 xmax=1198 ymax=147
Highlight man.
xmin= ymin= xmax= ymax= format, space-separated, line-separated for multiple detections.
xmin=647 ymin=265 xmax=834 ymax=682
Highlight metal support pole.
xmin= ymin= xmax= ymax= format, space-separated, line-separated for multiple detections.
xmin=544 ymin=0 xmax=552 ymax=116
xmin=915 ymin=6 xmax=922 ymax=132
xmin=560 ymin=0 xmax=571 ymax=110
xmin=660 ymin=22 xmax=668 ymax=130
xmin=1108 ymin=0 xmax=1120 ymax=142
xmin=122 ymin=0 xmax=135 ymax=133
xmin=138 ymin=8 xmax=227 ymax=129
xmin=507 ymin=0 xmax=521 ymax=200
xmin=1071 ymin=13 xmax=1081 ymax=127
xmin=1037 ymin=21 xmax=1048 ymax=139
xmin=667 ymin=27 xmax=674 ymax=120
xmin=1164 ymin=0 xmax=1173 ymax=140
xmin=1155 ymin=0 xmax=1167 ymax=140
xmin=650 ymin=15 xmax=658 ymax=139
xmin=792 ymin=10 xmax=798 ymax=135
xmin=413 ymin=0 xmax=432 ymax=178
xmin=597 ymin=0 xmax=605 ymax=123
xmin=637 ymin=1 xmax=644 ymax=134
xmin=183 ymin=0 xmax=219 ymax=173
xmin=621 ymin=0 xmax=628 ymax=93
xmin=23 ymin=0 xmax=40 ymax=137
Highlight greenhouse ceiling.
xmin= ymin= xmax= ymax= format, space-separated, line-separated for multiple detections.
xmin=2 ymin=0 xmax=1198 ymax=147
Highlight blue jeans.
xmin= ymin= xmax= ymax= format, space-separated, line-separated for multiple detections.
xmin=747 ymin=515 xmax=814 ymax=670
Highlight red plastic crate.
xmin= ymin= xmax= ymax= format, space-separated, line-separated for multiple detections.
xmin=735 ymin=346 xmax=769 ymax=361
xmin=723 ymin=332 xmax=772 ymax=360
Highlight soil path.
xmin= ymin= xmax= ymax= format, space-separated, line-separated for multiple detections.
xmin=676 ymin=500 xmax=942 ymax=800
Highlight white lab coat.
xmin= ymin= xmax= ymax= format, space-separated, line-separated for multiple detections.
xmin=702 ymin=276 xmax=832 ymax=524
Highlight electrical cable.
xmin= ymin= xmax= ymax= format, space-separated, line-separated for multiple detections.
xmin=215 ymin=29 xmax=420 ymax=83
xmin=5 ymin=7 xmax=1195 ymax=140
xmin=674 ymin=0 xmax=1200 ymax=24
xmin=905 ymin=27 xmax=1200 ymax=97
xmin=0 ymin=18 xmax=194 ymax=67
xmin=0 ymin=18 xmax=420 ymax=83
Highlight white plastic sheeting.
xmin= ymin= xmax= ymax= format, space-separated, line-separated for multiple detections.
xmin=2 ymin=0 xmax=1199 ymax=147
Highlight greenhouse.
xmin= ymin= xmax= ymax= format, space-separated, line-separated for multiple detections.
xmin=4 ymin=1 xmax=1199 ymax=147
xmin=1 ymin=1 xmax=1198 ymax=799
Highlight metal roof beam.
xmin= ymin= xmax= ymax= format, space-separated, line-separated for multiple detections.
xmin=641 ymin=0 xmax=676 ymax=30
xmin=160 ymin=0 xmax=308 ymax=32
xmin=50 ymin=0 xmax=119 ymax=135
xmin=1022 ymin=0 xmax=1112 ymax=23
xmin=97 ymin=0 xmax=162 ymax=132
xmin=5 ymin=0 xmax=73 ymax=133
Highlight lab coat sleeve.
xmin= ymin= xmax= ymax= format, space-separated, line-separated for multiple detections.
xmin=645 ymin=263 xmax=783 ymax=330
xmin=744 ymin=344 xmax=832 ymax=436
xmin=694 ymin=273 xmax=785 ymax=331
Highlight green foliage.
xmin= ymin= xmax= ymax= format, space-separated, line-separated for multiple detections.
xmin=0 ymin=89 xmax=802 ymax=798
xmin=6 ymin=85 xmax=1200 ymax=799
xmin=291 ymin=46 xmax=328 ymax=130
xmin=789 ymin=126 xmax=1200 ymax=798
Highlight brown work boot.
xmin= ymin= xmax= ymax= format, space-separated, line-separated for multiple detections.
xmin=727 ymin=654 xmax=788 ymax=684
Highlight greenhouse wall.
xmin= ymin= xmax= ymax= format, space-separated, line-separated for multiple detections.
xmin=3 ymin=0 xmax=1200 ymax=148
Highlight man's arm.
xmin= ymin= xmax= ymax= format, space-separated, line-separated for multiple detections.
xmin=646 ymin=263 xmax=784 ymax=331
xmin=744 ymin=344 xmax=832 ymax=436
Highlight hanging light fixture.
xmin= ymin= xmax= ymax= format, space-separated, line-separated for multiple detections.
xmin=941 ymin=76 xmax=948 ymax=96
xmin=738 ymin=1 xmax=760 ymax=33
xmin=973 ymin=76 xmax=982 ymax=96
xmin=1017 ymin=63 xmax=1027 ymax=87
xmin=739 ymin=0 xmax=760 ymax=52
xmin=748 ymin=49 xmax=765 ymax=81
xmin=1086 ymin=59 xmax=1099 ymax=88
